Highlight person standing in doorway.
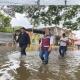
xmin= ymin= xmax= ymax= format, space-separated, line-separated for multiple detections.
xmin=59 ymin=33 xmax=69 ymax=57
xmin=16 ymin=27 xmax=30 ymax=56
xmin=39 ymin=28 xmax=53 ymax=64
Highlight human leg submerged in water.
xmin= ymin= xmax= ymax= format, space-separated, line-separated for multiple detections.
xmin=21 ymin=45 xmax=27 ymax=56
xmin=59 ymin=46 xmax=67 ymax=57
xmin=39 ymin=50 xmax=49 ymax=64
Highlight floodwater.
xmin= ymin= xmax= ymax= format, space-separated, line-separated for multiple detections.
xmin=0 ymin=49 xmax=80 ymax=80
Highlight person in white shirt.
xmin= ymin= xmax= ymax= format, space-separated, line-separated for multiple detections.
xmin=59 ymin=33 xmax=68 ymax=57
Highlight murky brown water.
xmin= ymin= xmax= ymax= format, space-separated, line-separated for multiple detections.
xmin=0 ymin=49 xmax=80 ymax=80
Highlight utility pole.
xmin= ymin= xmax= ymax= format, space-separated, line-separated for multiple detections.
xmin=65 ymin=0 xmax=67 ymax=7
xmin=37 ymin=0 xmax=40 ymax=8
xmin=64 ymin=0 xmax=67 ymax=21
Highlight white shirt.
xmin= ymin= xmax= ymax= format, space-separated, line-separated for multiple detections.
xmin=60 ymin=37 xmax=68 ymax=46
xmin=50 ymin=36 xmax=54 ymax=45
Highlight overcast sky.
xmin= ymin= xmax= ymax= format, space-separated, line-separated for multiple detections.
xmin=0 ymin=0 xmax=80 ymax=5
xmin=40 ymin=0 xmax=80 ymax=5
xmin=10 ymin=13 xmax=33 ymax=28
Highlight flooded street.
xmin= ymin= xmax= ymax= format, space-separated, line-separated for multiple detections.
xmin=0 ymin=48 xmax=80 ymax=80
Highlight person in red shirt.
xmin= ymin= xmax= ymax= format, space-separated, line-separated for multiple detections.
xmin=39 ymin=28 xmax=53 ymax=64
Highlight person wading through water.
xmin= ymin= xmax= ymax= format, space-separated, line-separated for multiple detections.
xmin=59 ymin=33 xmax=69 ymax=57
xmin=16 ymin=27 xmax=30 ymax=56
xmin=39 ymin=28 xmax=53 ymax=64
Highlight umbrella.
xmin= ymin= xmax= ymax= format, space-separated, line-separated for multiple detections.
xmin=26 ymin=28 xmax=45 ymax=34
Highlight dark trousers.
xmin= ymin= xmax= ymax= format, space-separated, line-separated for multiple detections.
xmin=20 ymin=45 xmax=27 ymax=55
xmin=59 ymin=46 xmax=67 ymax=57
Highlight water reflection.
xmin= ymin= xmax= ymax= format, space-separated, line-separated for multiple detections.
xmin=36 ymin=64 xmax=55 ymax=80
xmin=15 ymin=60 xmax=31 ymax=80
xmin=75 ymin=65 xmax=80 ymax=79
xmin=38 ymin=64 xmax=49 ymax=80
xmin=0 ymin=50 xmax=80 ymax=80
xmin=58 ymin=58 xmax=72 ymax=80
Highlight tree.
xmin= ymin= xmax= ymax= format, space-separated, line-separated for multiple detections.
xmin=0 ymin=12 xmax=11 ymax=32
xmin=77 ymin=17 xmax=80 ymax=23
xmin=5 ymin=5 xmax=80 ymax=30
xmin=63 ymin=21 xmax=78 ymax=30
xmin=3 ymin=16 xmax=11 ymax=27
xmin=0 ymin=12 xmax=4 ymax=28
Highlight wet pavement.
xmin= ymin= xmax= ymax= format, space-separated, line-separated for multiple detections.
xmin=0 ymin=49 xmax=80 ymax=80
xmin=0 ymin=32 xmax=12 ymax=43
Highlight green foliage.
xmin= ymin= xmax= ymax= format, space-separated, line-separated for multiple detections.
xmin=63 ymin=21 xmax=78 ymax=30
xmin=3 ymin=16 xmax=11 ymax=27
xmin=0 ymin=12 xmax=11 ymax=32
xmin=63 ymin=6 xmax=80 ymax=20
xmin=53 ymin=15 xmax=62 ymax=25
xmin=0 ymin=27 xmax=13 ymax=33
xmin=13 ymin=6 xmax=24 ymax=13
xmin=77 ymin=17 xmax=80 ymax=23
xmin=11 ymin=5 xmax=80 ymax=30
